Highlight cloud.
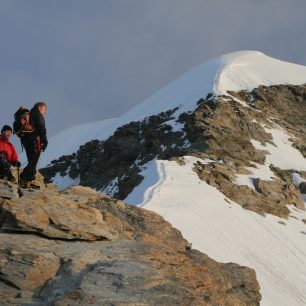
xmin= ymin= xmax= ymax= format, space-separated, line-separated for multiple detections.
xmin=0 ymin=0 xmax=305 ymax=139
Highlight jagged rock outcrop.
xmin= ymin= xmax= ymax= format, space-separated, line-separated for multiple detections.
xmin=0 ymin=181 xmax=261 ymax=306
xmin=181 ymin=91 xmax=305 ymax=218
xmin=181 ymin=96 xmax=274 ymax=165
xmin=41 ymin=108 xmax=187 ymax=199
xmin=193 ymin=162 xmax=304 ymax=218
xmin=0 ymin=180 xmax=18 ymax=199
xmin=229 ymin=84 xmax=306 ymax=157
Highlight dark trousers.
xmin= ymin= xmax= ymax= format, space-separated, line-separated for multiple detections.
xmin=20 ymin=141 xmax=40 ymax=182
xmin=0 ymin=155 xmax=12 ymax=178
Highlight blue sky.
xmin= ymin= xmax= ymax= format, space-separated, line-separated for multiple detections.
xmin=1 ymin=0 xmax=306 ymax=138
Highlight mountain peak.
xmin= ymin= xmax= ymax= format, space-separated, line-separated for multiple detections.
xmin=214 ymin=50 xmax=306 ymax=94
xmin=39 ymin=51 xmax=306 ymax=168
xmin=115 ymin=50 xmax=306 ymax=125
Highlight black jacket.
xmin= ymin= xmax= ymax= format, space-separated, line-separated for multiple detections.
xmin=30 ymin=108 xmax=48 ymax=146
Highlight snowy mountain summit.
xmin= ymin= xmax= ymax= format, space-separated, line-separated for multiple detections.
xmin=42 ymin=51 xmax=306 ymax=306
xmin=40 ymin=50 xmax=306 ymax=168
xmin=115 ymin=50 xmax=306 ymax=120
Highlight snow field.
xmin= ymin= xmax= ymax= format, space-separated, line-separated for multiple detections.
xmin=51 ymin=171 xmax=80 ymax=190
xmin=139 ymin=158 xmax=306 ymax=306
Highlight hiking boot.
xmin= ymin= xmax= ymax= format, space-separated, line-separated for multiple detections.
xmin=20 ymin=180 xmax=31 ymax=189
xmin=20 ymin=181 xmax=40 ymax=189
xmin=28 ymin=182 xmax=40 ymax=190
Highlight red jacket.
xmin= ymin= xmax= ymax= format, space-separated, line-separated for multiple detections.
xmin=0 ymin=136 xmax=19 ymax=166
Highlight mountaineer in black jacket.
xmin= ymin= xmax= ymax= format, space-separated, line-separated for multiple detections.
xmin=30 ymin=102 xmax=48 ymax=151
xmin=19 ymin=102 xmax=48 ymax=188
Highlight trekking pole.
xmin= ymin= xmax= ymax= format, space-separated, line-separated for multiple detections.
xmin=17 ymin=165 xmax=23 ymax=197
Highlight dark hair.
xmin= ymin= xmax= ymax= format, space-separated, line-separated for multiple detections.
xmin=1 ymin=125 xmax=12 ymax=133
xmin=20 ymin=108 xmax=30 ymax=115
xmin=33 ymin=101 xmax=47 ymax=110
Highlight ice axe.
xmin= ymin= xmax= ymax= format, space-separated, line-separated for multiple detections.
xmin=17 ymin=165 xmax=23 ymax=198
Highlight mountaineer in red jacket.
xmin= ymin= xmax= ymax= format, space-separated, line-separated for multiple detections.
xmin=0 ymin=125 xmax=21 ymax=182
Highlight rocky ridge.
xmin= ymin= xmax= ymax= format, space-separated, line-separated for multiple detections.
xmin=0 ymin=179 xmax=261 ymax=305
xmin=41 ymin=84 xmax=306 ymax=219
xmin=182 ymin=85 xmax=306 ymax=218
xmin=41 ymin=108 xmax=187 ymax=199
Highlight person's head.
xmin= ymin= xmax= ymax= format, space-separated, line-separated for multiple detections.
xmin=1 ymin=125 xmax=12 ymax=139
xmin=20 ymin=109 xmax=30 ymax=122
xmin=33 ymin=102 xmax=47 ymax=116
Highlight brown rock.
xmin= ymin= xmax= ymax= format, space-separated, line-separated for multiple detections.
xmin=0 ymin=182 xmax=261 ymax=305
xmin=0 ymin=246 xmax=60 ymax=291
xmin=253 ymin=178 xmax=304 ymax=210
xmin=0 ymin=179 xmax=18 ymax=200
xmin=236 ymin=84 xmax=306 ymax=158
xmin=194 ymin=162 xmax=302 ymax=218
xmin=183 ymin=97 xmax=273 ymax=166
xmin=0 ymin=186 xmax=118 ymax=241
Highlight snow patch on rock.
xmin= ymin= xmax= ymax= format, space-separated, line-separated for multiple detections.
xmin=235 ymin=125 xmax=306 ymax=189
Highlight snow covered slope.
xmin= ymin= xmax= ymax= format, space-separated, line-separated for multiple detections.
xmin=117 ymin=50 xmax=306 ymax=122
xmin=141 ymin=157 xmax=306 ymax=306
xmin=124 ymin=119 xmax=306 ymax=306
xmin=41 ymin=50 xmax=306 ymax=167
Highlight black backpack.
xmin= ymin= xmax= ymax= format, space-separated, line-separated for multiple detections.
xmin=13 ymin=107 xmax=34 ymax=137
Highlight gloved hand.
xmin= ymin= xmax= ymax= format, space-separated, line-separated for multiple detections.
xmin=41 ymin=140 xmax=48 ymax=152
xmin=16 ymin=161 xmax=21 ymax=168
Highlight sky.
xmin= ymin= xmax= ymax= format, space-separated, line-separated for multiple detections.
xmin=1 ymin=0 xmax=306 ymax=143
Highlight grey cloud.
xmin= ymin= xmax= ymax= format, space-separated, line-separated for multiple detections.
xmin=0 ymin=0 xmax=305 ymax=146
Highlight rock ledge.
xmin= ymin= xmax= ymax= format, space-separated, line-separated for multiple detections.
xmin=0 ymin=183 xmax=261 ymax=306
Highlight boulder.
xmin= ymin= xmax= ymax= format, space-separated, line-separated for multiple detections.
xmin=0 ymin=179 xmax=18 ymax=200
xmin=0 ymin=186 xmax=118 ymax=241
xmin=0 ymin=181 xmax=261 ymax=305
